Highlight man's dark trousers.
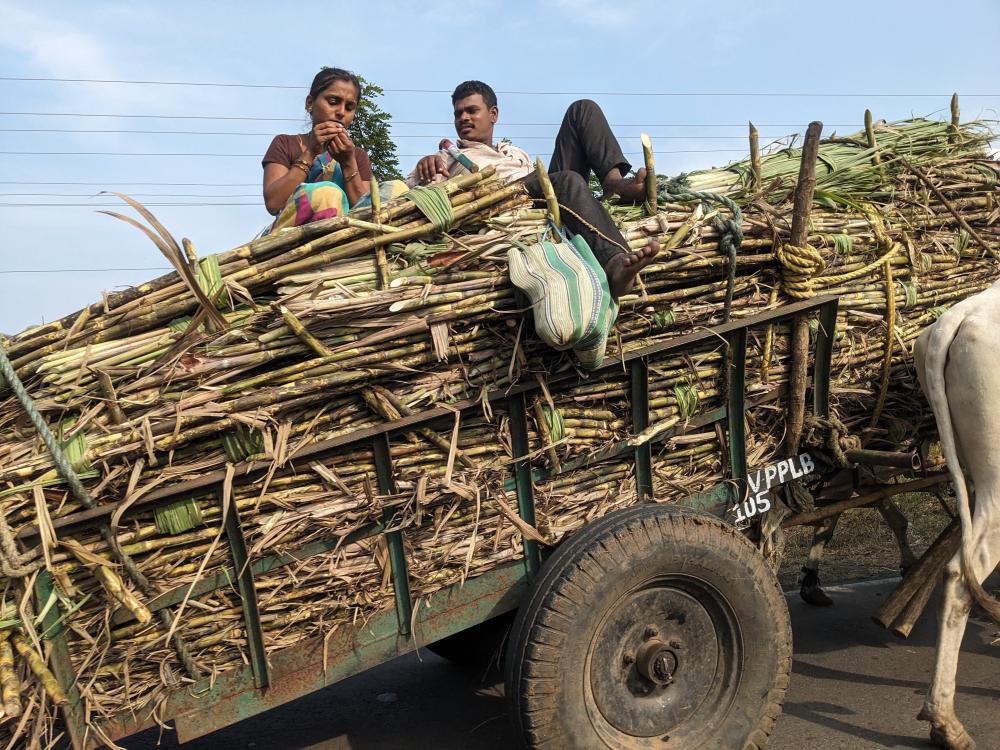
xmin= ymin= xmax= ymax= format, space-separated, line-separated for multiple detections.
xmin=521 ymin=99 xmax=633 ymax=266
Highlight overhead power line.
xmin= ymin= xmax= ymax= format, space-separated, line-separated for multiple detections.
xmin=0 ymin=195 xmax=260 ymax=199
xmin=2 ymin=76 xmax=995 ymax=97
xmin=1 ymin=149 xmax=746 ymax=157
xmin=0 ymin=111 xmax=301 ymax=122
xmin=0 ymin=128 xmax=796 ymax=140
xmin=0 ymin=181 xmax=259 ymax=186
xmin=0 ymin=202 xmax=259 ymax=207
xmin=0 ymin=267 xmax=171 ymax=274
xmin=0 ymin=112 xmax=868 ymax=127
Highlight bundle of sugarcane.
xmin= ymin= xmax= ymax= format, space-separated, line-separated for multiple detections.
xmin=0 ymin=114 xmax=998 ymax=746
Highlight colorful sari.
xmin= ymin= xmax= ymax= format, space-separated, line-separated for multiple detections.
xmin=264 ymin=151 xmax=410 ymax=236
xmin=269 ymin=152 xmax=351 ymax=233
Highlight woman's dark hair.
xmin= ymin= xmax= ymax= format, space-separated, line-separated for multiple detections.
xmin=451 ymin=80 xmax=497 ymax=109
xmin=309 ymin=67 xmax=362 ymax=100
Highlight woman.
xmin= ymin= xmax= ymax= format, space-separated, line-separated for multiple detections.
xmin=262 ymin=68 xmax=373 ymax=231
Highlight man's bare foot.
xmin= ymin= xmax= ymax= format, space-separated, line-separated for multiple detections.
xmin=605 ymin=238 xmax=660 ymax=298
xmin=602 ymin=167 xmax=648 ymax=202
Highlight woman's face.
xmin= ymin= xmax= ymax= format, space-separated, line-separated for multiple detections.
xmin=308 ymin=79 xmax=360 ymax=128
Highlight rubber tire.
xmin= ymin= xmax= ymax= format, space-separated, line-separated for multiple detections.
xmin=505 ymin=503 xmax=792 ymax=750
xmin=427 ymin=611 xmax=515 ymax=669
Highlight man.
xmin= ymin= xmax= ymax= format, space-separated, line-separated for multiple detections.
xmin=409 ymin=81 xmax=660 ymax=298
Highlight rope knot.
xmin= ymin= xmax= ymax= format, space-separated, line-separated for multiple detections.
xmin=803 ymin=414 xmax=860 ymax=468
xmin=775 ymin=242 xmax=826 ymax=299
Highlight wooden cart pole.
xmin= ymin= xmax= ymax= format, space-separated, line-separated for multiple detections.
xmin=785 ymin=121 xmax=823 ymax=455
xmin=874 ymin=517 xmax=960 ymax=635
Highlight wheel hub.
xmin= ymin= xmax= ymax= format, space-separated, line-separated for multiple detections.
xmin=587 ymin=584 xmax=723 ymax=738
xmin=635 ymin=639 xmax=678 ymax=687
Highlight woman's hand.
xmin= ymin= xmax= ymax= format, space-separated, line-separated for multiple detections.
xmin=311 ymin=121 xmax=356 ymax=165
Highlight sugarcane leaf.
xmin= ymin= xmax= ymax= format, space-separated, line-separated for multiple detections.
xmin=109 ymin=192 xmax=183 ymax=259
xmin=100 ymin=202 xmax=228 ymax=329
xmin=39 ymin=592 xmax=93 ymax=640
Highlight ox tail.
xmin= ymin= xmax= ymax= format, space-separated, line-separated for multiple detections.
xmin=923 ymin=312 xmax=1000 ymax=625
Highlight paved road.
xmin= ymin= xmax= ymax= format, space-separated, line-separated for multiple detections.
xmin=125 ymin=579 xmax=999 ymax=750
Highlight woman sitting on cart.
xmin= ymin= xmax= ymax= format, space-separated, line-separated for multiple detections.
xmin=262 ymin=67 xmax=373 ymax=232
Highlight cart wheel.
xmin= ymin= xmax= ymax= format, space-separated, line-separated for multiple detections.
xmin=427 ymin=611 xmax=514 ymax=669
xmin=505 ymin=503 xmax=791 ymax=750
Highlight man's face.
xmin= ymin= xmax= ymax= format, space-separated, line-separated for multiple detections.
xmin=453 ymin=94 xmax=497 ymax=144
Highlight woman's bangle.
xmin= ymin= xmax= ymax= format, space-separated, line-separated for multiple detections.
xmin=342 ymin=168 xmax=359 ymax=183
xmin=292 ymin=158 xmax=311 ymax=174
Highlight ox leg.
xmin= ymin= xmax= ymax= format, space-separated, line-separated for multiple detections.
xmin=877 ymin=499 xmax=917 ymax=574
xmin=800 ymin=514 xmax=838 ymax=606
xmin=919 ymin=495 xmax=1000 ymax=750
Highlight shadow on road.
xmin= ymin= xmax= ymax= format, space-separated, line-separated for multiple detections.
xmin=781 ymin=700 xmax=929 ymax=749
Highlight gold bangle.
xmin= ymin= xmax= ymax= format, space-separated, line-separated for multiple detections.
xmin=292 ymin=159 xmax=311 ymax=173
xmin=342 ymin=168 xmax=359 ymax=182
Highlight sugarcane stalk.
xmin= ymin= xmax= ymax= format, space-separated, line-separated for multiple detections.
xmin=950 ymin=92 xmax=960 ymax=142
xmin=61 ymin=539 xmax=152 ymax=625
xmin=10 ymin=633 xmax=66 ymax=705
xmin=899 ymin=158 xmax=998 ymax=260
xmin=0 ymin=630 xmax=21 ymax=718
xmin=864 ymin=109 xmax=885 ymax=183
xmin=749 ymin=123 xmax=761 ymax=193
xmin=640 ymin=133 xmax=657 ymax=215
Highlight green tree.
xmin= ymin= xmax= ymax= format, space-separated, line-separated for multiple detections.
xmin=349 ymin=76 xmax=402 ymax=181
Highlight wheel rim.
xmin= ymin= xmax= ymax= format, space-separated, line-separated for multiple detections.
xmin=584 ymin=575 xmax=742 ymax=746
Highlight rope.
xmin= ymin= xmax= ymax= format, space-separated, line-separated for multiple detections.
xmin=0 ymin=346 xmax=99 ymax=512
xmin=775 ymin=208 xmax=901 ymax=300
xmin=555 ymin=202 xmax=631 ymax=255
xmin=803 ymin=414 xmax=860 ymax=468
xmin=658 ymin=190 xmax=743 ymax=322
xmin=0 ymin=343 xmax=202 ymax=679
xmin=774 ymin=243 xmax=826 ymax=298
xmin=403 ymin=185 xmax=454 ymax=232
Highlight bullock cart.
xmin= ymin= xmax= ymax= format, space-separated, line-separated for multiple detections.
xmin=0 ymin=102 xmax=995 ymax=749
xmin=7 ymin=295 xmax=847 ymax=749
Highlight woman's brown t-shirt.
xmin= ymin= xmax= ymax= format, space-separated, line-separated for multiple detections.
xmin=262 ymin=134 xmax=373 ymax=180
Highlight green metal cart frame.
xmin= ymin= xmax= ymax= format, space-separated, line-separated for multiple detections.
xmin=29 ymin=294 xmax=838 ymax=748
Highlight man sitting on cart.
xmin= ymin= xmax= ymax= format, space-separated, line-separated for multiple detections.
xmin=409 ymin=81 xmax=660 ymax=299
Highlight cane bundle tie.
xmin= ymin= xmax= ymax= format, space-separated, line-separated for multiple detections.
xmin=804 ymin=414 xmax=861 ymax=468
xmin=775 ymin=243 xmax=827 ymax=299
xmin=403 ymin=185 xmax=454 ymax=232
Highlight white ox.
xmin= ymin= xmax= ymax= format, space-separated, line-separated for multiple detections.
xmin=914 ymin=278 xmax=1000 ymax=750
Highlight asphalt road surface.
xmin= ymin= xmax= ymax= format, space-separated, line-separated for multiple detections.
xmin=124 ymin=579 xmax=1000 ymax=750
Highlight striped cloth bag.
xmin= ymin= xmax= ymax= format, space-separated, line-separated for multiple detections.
xmin=507 ymin=231 xmax=618 ymax=370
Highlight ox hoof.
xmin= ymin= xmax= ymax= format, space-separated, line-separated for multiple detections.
xmin=918 ymin=706 xmax=977 ymax=750
xmin=800 ymin=584 xmax=834 ymax=606
xmin=799 ymin=569 xmax=833 ymax=606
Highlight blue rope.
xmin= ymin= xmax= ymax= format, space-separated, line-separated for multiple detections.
xmin=658 ymin=190 xmax=744 ymax=323
xmin=0 ymin=346 xmax=96 ymax=509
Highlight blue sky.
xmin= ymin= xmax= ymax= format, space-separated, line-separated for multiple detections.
xmin=1 ymin=0 xmax=998 ymax=334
